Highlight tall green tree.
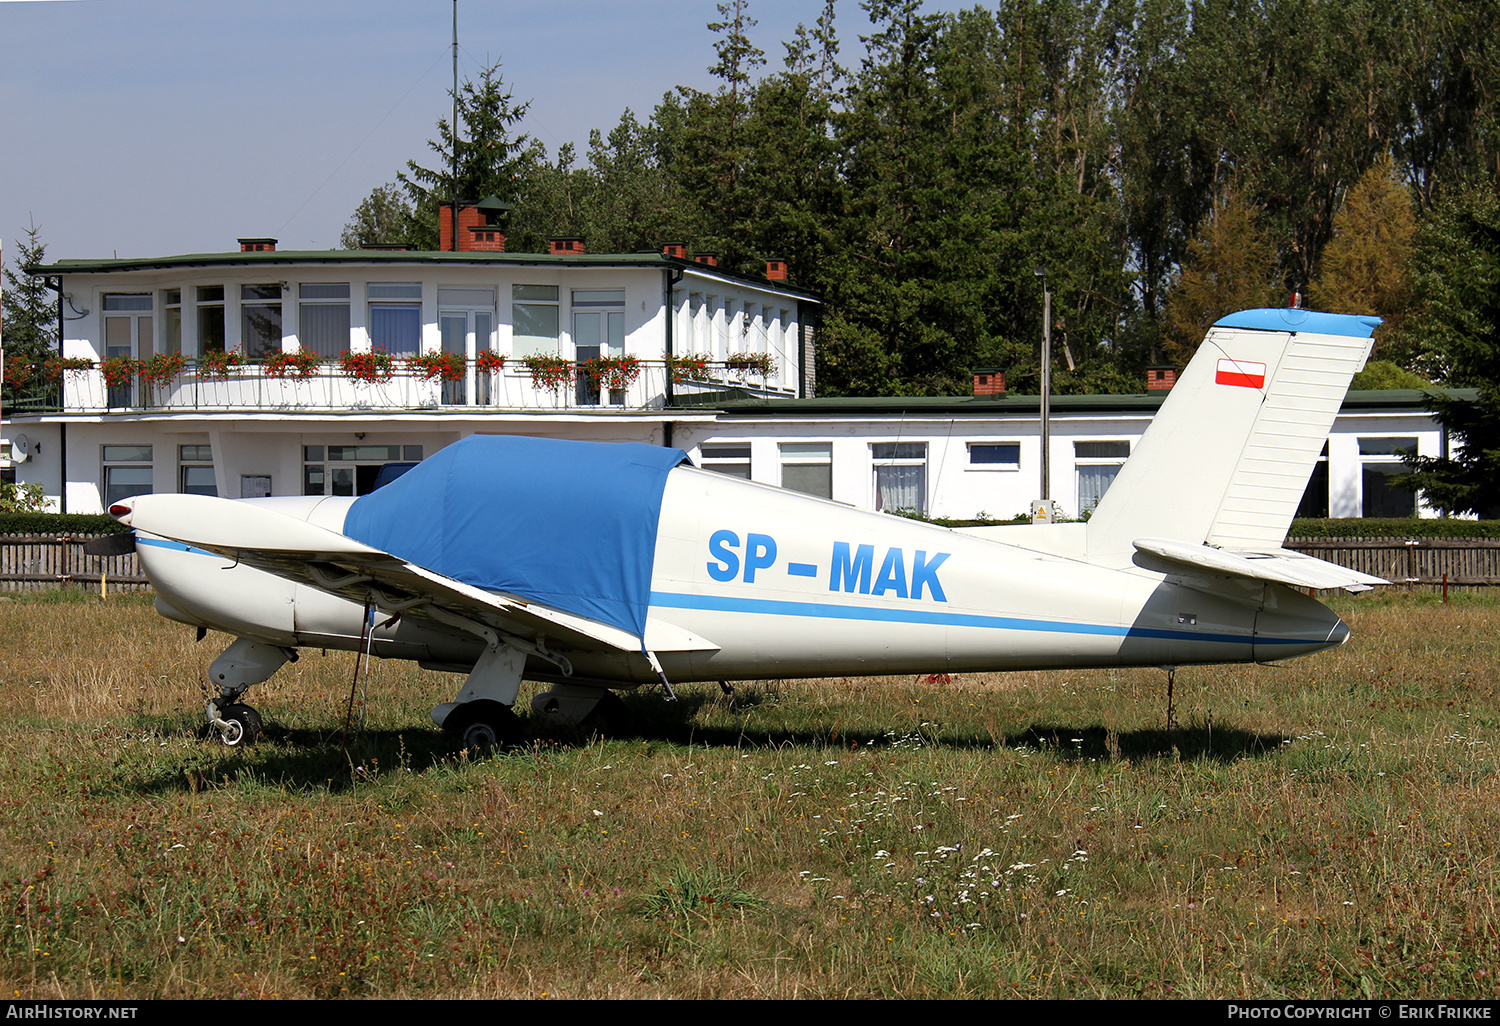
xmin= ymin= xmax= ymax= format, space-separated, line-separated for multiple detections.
xmin=1399 ymin=185 xmax=1500 ymax=515
xmin=398 ymin=60 xmax=533 ymax=249
xmin=1308 ymin=154 xmax=1417 ymax=361
xmin=2 ymin=221 xmax=57 ymax=363
xmin=340 ymin=183 xmax=415 ymax=249
xmin=1163 ymin=183 xmax=1279 ymax=363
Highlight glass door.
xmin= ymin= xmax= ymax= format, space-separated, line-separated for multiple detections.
xmin=437 ymin=289 xmax=496 ymax=405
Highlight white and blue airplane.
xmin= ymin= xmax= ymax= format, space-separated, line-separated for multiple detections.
xmin=106 ymin=308 xmax=1386 ymax=747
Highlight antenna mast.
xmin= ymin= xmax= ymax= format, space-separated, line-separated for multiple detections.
xmin=450 ymin=0 xmax=459 ymax=252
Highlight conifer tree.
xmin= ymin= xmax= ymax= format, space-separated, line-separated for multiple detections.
xmin=1163 ymin=185 xmax=1279 ymax=364
xmin=2 ymin=221 xmax=57 ymax=363
xmin=1308 ymin=154 xmax=1417 ymax=361
xmin=399 ymin=61 xmax=532 ymax=249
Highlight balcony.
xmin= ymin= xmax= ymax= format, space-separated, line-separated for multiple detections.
xmin=14 ymin=357 xmax=795 ymax=416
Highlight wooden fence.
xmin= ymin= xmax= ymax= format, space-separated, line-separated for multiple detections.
xmin=1283 ymin=537 xmax=1500 ymax=587
xmin=0 ymin=534 xmax=150 ymax=593
xmin=3 ymin=534 xmax=1500 ymax=594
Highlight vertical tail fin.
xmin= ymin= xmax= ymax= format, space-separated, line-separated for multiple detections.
xmin=1085 ymin=309 xmax=1378 ymax=566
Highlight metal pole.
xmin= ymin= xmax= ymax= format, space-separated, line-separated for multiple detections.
xmin=1040 ymin=283 xmax=1051 ymax=503
xmin=450 ymin=0 xmax=459 ymax=252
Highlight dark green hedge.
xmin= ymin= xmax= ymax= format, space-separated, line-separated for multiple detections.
xmin=0 ymin=512 xmax=127 ymax=536
xmin=1287 ymin=518 xmax=1500 ymax=539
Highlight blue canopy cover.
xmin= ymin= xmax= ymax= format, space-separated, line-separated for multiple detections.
xmin=343 ymin=436 xmax=689 ymax=638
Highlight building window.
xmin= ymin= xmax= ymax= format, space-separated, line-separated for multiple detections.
xmin=1076 ymin=440 xmax=1130 ymax=514
xmin=367 ymin=282 xmax=422 ymax=356
xmin=103 ymin=294 xmax=153 ymax=407
xmin=303 ymin=443 xmax=423 ymax=497
xmin=872 ymin=442 xmax=927 ymax=515
xmin=197 ymin=286 xmax=225 ymax=354
xmin=512 ymin=284 xmax=559 ymax=357
xmin=701 ymin=443 xmax=751 ymax=479
xmin=572 ymin=289 xmax=625 ymax=405
xmin=299 ymin=283 xmax=351 ymax=358
xmin=780 ymin=442 xmax=832 ymax=499
xmin=242 ymin=284 xmax=283 ymax=358
xmin=179 ymin=444 xmax=216 ymax=496
xmin=241 ymin=475 xmax=272 ymax=498
xmin=439 ymin=288 xmax=496 ymax=406
xmin=103 ymin=445 xmax=152 ymax=507
xmin=1359 ymin=437 xmax=1418 ymax=517
xmin=968 ymin=442 xmax=1021 ymax=470
xmin=1296 ymin=442 xmax=1330 ymax=518
xmin=163 ymin=289 xmax=182 ymax=356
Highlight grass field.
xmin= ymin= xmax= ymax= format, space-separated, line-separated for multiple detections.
xmin=0 ymin=587 xmax=1496 ymax=999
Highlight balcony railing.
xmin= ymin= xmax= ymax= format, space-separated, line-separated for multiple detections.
xmin=27 ymin=358 xmax=795 ymax=415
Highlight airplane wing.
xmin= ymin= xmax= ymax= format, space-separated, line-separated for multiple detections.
xmin=1132 ymin=537 xmax=1387 ymax=592
xmin=117 ymin=493 xmax=718 ymax=658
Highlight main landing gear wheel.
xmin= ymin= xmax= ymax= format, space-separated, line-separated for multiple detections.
xmin=443 ymin=699 xmax=522 ymax=750
xmin=218 ymin=704 xmax=263 ymax=747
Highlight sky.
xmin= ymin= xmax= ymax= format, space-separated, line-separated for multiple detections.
xmin=1 ymin=0 xmax=914 ymax=264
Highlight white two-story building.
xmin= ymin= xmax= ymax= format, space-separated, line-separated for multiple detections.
xmin=3 ymin=211 xmax=1454 ymax=521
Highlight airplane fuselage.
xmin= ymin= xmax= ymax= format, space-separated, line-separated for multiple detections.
xmin=139 ymin=464 xmax=1349 ymax=688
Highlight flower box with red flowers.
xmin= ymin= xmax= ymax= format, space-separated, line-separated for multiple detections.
xmin=522 ymin=354 xmax=574 ymax=393
xmin=264 ymin=350 xmax=324 ymax=380
xmin=339 ymin=350 xmax=395 ymax=384
xmin=406 ymin=352 xmax=467 ymax=382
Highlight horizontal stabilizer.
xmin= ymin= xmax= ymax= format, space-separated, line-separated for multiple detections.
xmin=1133 ymin=537 xmax=1387 ymax=593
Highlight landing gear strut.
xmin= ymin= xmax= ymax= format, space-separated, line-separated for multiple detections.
xmin=205 ymin=638 xmax=293 ymax=746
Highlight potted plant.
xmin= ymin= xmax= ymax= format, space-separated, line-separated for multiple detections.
xmin=406 ymin=351 xmax=467 ymax=382
xmin=138 ymin=352 xmax=186 ymax=388
xmin=3 ymin=357 xmax=32 ymax=388
xmin=474 ymin=350 xmax=507 ymax=375
xmin=724 ymin=352 xmax=775 ymax=377
xmin=580 ymin=354 xmax=641 ymax=392
xmin=666 ymin=352 xmax=712 ymax=384
xmin=197 ymin=349 xmax=244 ymax=380
xmin=40 ymin=356 xmax=94 ymax=384
xmin=101 ymin=355 xmax=139 ymax=389
xmin=521 ymin=354 xmax=574 ymax=393
xmin=264 ymin=350 xmax=324 ymax=380
xmin=339 ymin=349 xmax=395 ymax=384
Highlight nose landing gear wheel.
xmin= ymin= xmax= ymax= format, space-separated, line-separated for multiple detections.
xmin=219 ymin=704 xmax=263 ymax=747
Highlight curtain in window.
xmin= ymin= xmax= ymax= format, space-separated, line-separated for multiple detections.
xmin=1077 ymin=465 xmax=1121 ymax=513
xmin=875 ymin=465 xmax=925 ymax=514
xmin=299 ymin=303 xmax=350 ymax=357
xmin=369 ymin=305 xmax=420 ymax=355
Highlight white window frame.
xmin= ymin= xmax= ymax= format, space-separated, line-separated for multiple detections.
xmin=1075 ymin=440 xmax=1131 ymax=515
xmin=871 ymin=442 xmax=928 ymax=515
xmin=967 ymin=441 xmax=1021 ymax=471
xmin=780 ymin=441 xmax=832 ymax=499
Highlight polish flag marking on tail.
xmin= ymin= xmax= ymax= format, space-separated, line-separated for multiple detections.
xmin=1216 ymin=358 xmax=1267 ymax=389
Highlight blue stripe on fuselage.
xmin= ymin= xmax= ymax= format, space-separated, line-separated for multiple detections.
xmin=136 ymin=536 xmax=219 ymax=558
xmin=648 ymin=590 xmax=1309 ymax=647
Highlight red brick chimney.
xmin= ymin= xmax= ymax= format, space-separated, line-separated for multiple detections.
xmin=550 ymin=237 xmax=586 ymax=255
xmin=972 ymin=369 xmax=1006 ymax=396
xmin=239 ymin=238 xmax=277 ymax=252
xmin=1146 ymin=365 xmax=1177 ymax=391
xmin=693 ymin=253 xmax=718 ymax=267
xmin=661 ymin=241 xmax=687 ymax=259
xmin=439 ymin=196 xmax=511 ymax=252
xmin=765 ymin=257 xmax=788 ymax=281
